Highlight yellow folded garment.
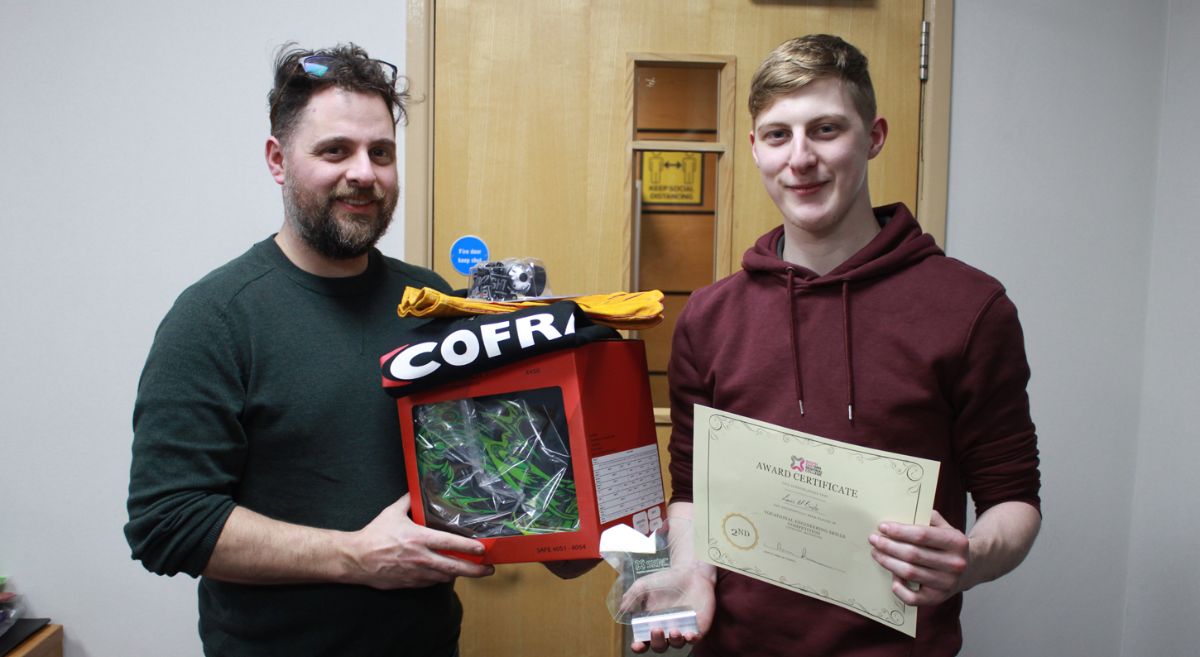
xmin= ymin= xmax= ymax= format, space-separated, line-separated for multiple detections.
xmin=398 ymin=287 xmax=664 ymax=330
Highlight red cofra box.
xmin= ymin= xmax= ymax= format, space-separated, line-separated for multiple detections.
xmin=393 ymin=339 xmax=666 ymax=564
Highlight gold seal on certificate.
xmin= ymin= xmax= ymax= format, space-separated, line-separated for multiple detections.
xmin=721 ymin=513 xmax=759 ymax=550
xmin=692 ymin=405 xmax=940 ymax=637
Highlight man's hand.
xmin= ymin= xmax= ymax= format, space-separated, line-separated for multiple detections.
xmin=204 ymin=494 xmax=494 ymax=587
xmin=869 ymin=510 xmax=969 ymax=605
xmin=624 ymin=502 xmax=717 ymax=653
xmin=627 ymin=564 xmax=716 ymax=654
xmin=869 ymin=502 xmax=1041 ymax=606
xmin=343 ymin=494 xmax=495 ymax=589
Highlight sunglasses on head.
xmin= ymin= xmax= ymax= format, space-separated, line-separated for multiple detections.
xmin=299 ymin=54 xmax=398 ymax=83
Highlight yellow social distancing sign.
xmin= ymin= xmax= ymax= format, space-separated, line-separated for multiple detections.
xmin=642 ymin=151 xmax=703 ymax=205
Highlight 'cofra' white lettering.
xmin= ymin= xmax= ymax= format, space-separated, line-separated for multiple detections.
xmin=441 ymin=329 xmax=480 ymax=366
xmin=386 ymin=311 xmax=579 ymax=383
xmin=389 ymin=342 xmax=439 ymax=380
xmin=516 ymin=313 xmax=561 ymax=347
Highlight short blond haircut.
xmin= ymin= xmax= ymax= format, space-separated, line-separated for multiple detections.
xmin=748 ymin=34 xmax=876 ymax=126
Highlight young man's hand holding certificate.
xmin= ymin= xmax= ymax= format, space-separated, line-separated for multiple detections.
xmin=692 ymin=404 xmax=940 ymax=637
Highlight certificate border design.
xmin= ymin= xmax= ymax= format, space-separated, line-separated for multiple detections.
xmin=701 ymin=411 xmax=929 ymax=630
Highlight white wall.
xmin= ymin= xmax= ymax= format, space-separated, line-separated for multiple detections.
xmin=948 ymin=1 xmax=1171 ymax=656
xmin=0 ymin=2 xmax=407 ymax=656
xmin=1122 ymin=0 xmax=1200 ymax=655
xmin=2 ymin=1 xmax=1193 ymax=656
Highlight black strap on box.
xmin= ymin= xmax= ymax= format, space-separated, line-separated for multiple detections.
xmin=380 ymin=300 xmax=620 ymax=397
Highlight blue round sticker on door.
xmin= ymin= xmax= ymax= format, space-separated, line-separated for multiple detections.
xmin=449 ymin=235 xmax=490 ymax=276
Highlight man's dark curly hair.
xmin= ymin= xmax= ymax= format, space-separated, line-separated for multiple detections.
xmin=268 ymin=42 xmax=410 ymax=144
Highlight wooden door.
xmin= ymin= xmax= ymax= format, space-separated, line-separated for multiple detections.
xmin=407 ymin=2 xmax=939 ymax=655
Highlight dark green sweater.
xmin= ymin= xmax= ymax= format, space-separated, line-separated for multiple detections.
xmin=126 ymin=238 xmax=461 ymax=657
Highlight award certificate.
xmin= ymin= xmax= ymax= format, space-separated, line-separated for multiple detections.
xmin=693 ymin=405 xmax=940 ymax=637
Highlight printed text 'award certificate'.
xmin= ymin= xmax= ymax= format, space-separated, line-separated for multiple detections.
xmin=693 ymin=405 xmax=940 ymax=637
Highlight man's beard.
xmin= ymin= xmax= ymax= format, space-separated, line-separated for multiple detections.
xmin=282 ymin=174 xmax=397 ymax=261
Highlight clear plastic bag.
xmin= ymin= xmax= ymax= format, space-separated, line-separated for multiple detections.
xmin=467 ymin=258 xmax=551 ymax=301
xmin=413 ymin=387 xmax=578 ymax=537
xmin=601 ymin=520 xmax=702 ymax=641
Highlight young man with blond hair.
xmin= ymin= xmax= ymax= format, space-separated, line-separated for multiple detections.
xmin=640 ymin=34 xmax=1041 ymax=656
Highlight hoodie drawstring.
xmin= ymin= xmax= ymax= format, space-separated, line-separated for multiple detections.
xmin=842 ymin=281 xmax=855 ymax=423
xmin=786 ymin=269 xmax=856 ymax=424
xmin=787 ymin=268 xmax=805 ymax=416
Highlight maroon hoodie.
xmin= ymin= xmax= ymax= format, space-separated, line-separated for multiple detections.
xmin=668 ymin=204 xmax=1041 ymax=656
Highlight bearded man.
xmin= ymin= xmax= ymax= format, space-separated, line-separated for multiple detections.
xmin=125 ymin=43 xmax=494 ymax=657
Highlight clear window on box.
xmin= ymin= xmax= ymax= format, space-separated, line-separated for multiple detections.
xmin=412 ymin=386 xmax=580 ymax=538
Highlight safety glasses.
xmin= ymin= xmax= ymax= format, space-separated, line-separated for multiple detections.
xmin=299 ymin=54 xmax=398 ymax=83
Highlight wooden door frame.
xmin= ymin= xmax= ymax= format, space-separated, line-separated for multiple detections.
xmin=627 ymin=53 xmax=738 ymax=287
xmin=403 ymin=0 xmax=437 ymax=266
xmin=404 ymin=0 xmax=955 ymax=266
xmin=917 ymin=0 xmax=953 ymax=248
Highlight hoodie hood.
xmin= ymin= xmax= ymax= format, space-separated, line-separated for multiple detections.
xmin=742 ymin=203 xmax=943 ymax=284
xmin=742 ymin=203 xmax=942 ymax=422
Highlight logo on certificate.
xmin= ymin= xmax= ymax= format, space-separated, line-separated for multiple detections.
xmin=721 ymin=513 xmax=759 ymax=550
xmin=791 ymin=455 xmax=823 ymax=477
